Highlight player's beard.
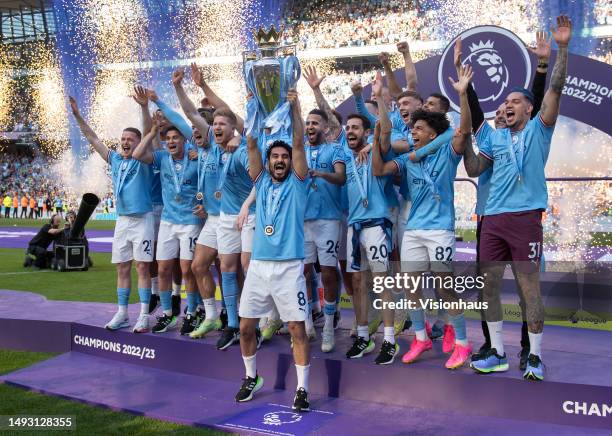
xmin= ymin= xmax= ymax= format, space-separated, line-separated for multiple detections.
xmin=270 ymin=161 xmax=290 ymax=182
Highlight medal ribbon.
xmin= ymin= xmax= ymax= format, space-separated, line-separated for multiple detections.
xmin=196 ymin=147 xmax=213 ymax=200
xmin=168 ymin=151 xmax=189 ymax=196
xmin=506 ymin=130 xmax=525 ymax=180
xmin=215 ymin=148 xmax=234 ymax=194
xmin=264 ymin=180 xmax=290 ymax=228
xmin=115 ymin=159 xmax=135 ymax=196
xmin=349 ymin=150 xmax=368 ymax=205
xmin=419 ymin=158 xmax=440 ymax=200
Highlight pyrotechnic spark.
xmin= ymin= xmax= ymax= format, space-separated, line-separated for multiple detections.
xmin=0 ymin=46 xmax=15 ymax=133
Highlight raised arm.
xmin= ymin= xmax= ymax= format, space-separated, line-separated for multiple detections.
xmin=372 ymin=71 xmax=392 ymax=154
xmin=287 ymin=90 xmax=308 ymax=179
xmin=449 ymin=65 xmax=473 ymax=154
xmin=191 ymin=63 xmax=244 ymax=132
xmin=147 ymin=88 xmax=193 ymax=140
xmin=132 ymin=85 xmax=152 ymax=133
xmin=69 ymin=97 xmax=110 ymax=162
xmin=351 ymin=81 xmax=378 ymax=127
xmin=528 ymin=30 xmax=552 ymax=117
xmin=379 ymin=52 xmax=402 ymax=98
xmin=132 ymin=121 xmax=157 ymax=165
xmin=171 ymin=69 xmax=210 ymax=145
xmin=397 ymin=41 xmax=417 ymax=92
xmin=372 ymin=122 xmax=399 ymax=176
xmin=246 ymin=134 xmax=263 ymax=181
xmin=540 ymin=15 xmax=572 ymax=126
xmin=303 ymin=65 xmax=342 ymax=140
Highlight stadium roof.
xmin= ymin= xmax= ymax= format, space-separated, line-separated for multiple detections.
xmin=0 ymin=0 xmax=55 ymax=44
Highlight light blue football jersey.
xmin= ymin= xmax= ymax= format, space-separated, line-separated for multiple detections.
xmin=251 ymin=169 xmax=309 ymax=261
xmin=153 ymin=149 xmax=202 ymax=225
xmin=108 ymin=150 xmax=153 ymax=216
xmin=216 ymin=139 xmax=255 ymax=215
xmin=478 ymin=112 xmax=554 ymax=215
xmin=394 ymin=142 xmax=462 ymax=231
xmin=304 ymin=142 xmax=345 ymax=221
xmin=196 ymin=144 xmax=221 ymax=216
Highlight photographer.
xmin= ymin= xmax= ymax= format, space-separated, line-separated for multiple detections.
xmin=23 ymin=214 xmax=63 ymax=268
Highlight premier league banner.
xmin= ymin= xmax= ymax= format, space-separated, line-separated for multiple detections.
xmin=339 ymin=25 xmax=612 ymax=136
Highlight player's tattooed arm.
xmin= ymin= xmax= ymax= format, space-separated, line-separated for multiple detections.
xmin=191 ymin=62 xmax=245 ymax=133
xmin=132 ymin=116 xmax=158 ymax=165
xmin=528 ymin=30 xmax=551 ymax=117
xmin=288 ymin=90 xmax=308 ymax=180
xmin=69 ymin=96 xmax=110 ymax=162
xmin=463 ymin=137 xmax=492 ymax=177
xmin=372 ymin=71 xmax=392 ymax=154
xmin=303 ymin=65 xmax=342 ymax=140
xmin=397 ymin=41 xmax=417 ymax=92
xmin=372 ymin=122 xmax=398 ymax=177
xmin=540 ymin=15 xmax=572 ymax=126
xmin=172 ymin=69 xmax=209 ymax=146
xmin=449 ymin=65 xmax=474 ymax=154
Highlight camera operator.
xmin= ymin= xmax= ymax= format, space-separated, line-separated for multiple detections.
xmin=23 ymin=214 xmax=63 ymax=268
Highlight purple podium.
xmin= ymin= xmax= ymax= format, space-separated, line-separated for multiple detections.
xmin=1 ymin=290 xmax=611 ymax=435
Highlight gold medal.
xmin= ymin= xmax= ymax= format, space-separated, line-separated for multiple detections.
xmin=196 ymin=192 xmax=204 ymax=201
xmin=214 ymin=190 xmax=222 ymax=200
xmin=362 ymin=199 xmax=368 ymax=208
xmin=264 ymin=225 xmax=275 ymax=236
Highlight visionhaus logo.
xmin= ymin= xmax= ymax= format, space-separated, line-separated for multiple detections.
xmin=563 ymin=401 xmax=612 ymax=417
xmin=438 ymin=26 xmax=531 ymax=118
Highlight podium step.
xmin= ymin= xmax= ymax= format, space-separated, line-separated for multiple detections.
xmin=2 ymin=352 xmax=608 ymax=435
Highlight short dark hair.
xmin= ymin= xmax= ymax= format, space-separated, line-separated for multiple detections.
xmin=364 ymin=99 xmax=378 ymax=109
xmin=164 ymin=125 xmax=184 ymax=138
xmin=266 ymin=140 xmax=292 ymax=160
xmin=346 ymin=113 xmax=371 ymax=130
xmin=197 ymin=107 xmax=215 ymax=124
xmin=332 ymin=110 xmax=343 ymax=125
xmin=411 ymin=110 xmax=450 ymax=135
xmin=308 ymin=108 xmax=328 ymax=123
xmin=123 ymin=127 xmax=142 ymax=140
xmin=397 ymin=90 xmax=423 ymax=104
xmin=428 ymin=93 xmax=450 ymax=112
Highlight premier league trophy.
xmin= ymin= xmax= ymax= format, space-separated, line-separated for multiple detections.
xmin=243 ymin=26 xmax=301 ymax=142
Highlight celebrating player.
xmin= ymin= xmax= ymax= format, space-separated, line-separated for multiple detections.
xmin=70 ymin=97 xmax=155 ymax=333
xmin=468 ymin=15 xmax=572 ymax=381
xmin=132 ymin=116 xmax=204 ymax=335
xmin=372 ymin=64 xmax=474 ymax=369
xmin=235 ymin=90 xmax=311 ymax=411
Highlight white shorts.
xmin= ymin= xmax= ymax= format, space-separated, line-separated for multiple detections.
xmin=217 ymin=212 xmax=255 ymax=255
xmin=388 ymin=206 xmax=399 ymax=250
xmin=397 ymin=198 xmax=412 ymax=252
xmin=197 ymin=214 xmax=219 ymax=250
xmin=401 ymin=229 xmax=455 ymax=273
xmin=156 ymin=220 xmax=202 ymax=261
xmin=111 ymin=213 xmax=155 ymax=263
xmin=239 ymin=259 xmax=307 ymax=322
xmin=152 ymin=204 xmax=163 ymax=242
xmin=338 ymin=214 xmax=348 ymax=262
xmin=346 ymin=224 xmax=390 ymax=273
xmin=304 ymin=219 xmax=341 ymax=267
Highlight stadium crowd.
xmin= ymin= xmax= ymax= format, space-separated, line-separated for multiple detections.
xmin=0 ymin=150 xmax=72 ymax=218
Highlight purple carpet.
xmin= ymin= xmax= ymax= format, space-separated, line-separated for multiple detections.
xmin=2 ymin=226 xmax=611 ymax=261
xmin=3 ymin=352 xmax=610 ymax=435
xmin=1 ymin=290 xmax=612 ymax=432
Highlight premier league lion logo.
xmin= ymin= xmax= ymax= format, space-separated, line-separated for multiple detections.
xmin=462 ymin=40 xmax=509 ymax=102
xmin=262 ymin=410 xmax=303 ymax=426
xmin=438 ymin=26 xmax=531 ymax=118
